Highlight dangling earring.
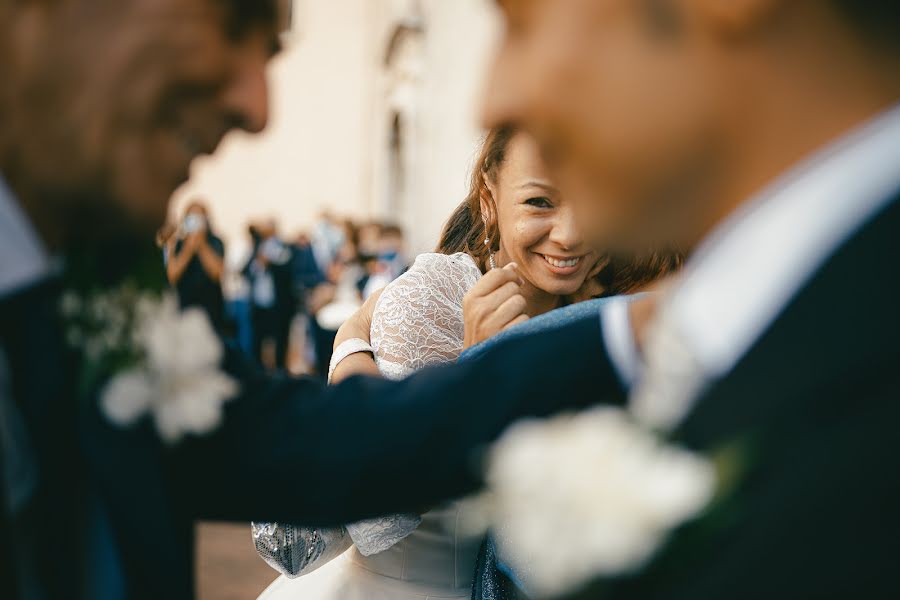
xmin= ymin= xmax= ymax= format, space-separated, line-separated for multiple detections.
xmin=484 ymin=236 xmax=497 ymax=270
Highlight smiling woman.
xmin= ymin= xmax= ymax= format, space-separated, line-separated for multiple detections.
xmin=253 ymin=125 xmax=603 ymax=600
xmin=438 ymin=125 xmax=598 ymax=316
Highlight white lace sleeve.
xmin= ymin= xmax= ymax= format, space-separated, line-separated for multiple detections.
xmin=371 ymin=252 xmax=483 ymax=380
xmin=345 ymin=514 xmax=425 ymax=556
xmin=340 ymin=253 xmax=482 ymax=556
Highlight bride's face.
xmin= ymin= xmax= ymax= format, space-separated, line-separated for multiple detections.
xmin=488 ymin=133 xmax=597 ymax=298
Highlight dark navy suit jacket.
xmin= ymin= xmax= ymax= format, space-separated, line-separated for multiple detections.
xmin=71 ymin=304 xmax=619 ymax=599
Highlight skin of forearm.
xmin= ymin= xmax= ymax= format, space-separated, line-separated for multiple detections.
xmin=330 ymin=352 xmax=381 ymax=383
xmin=167 ymin=243 xmax=195 ymax=285
xmin=196 ymin=239 xmax=224 ymax=282
xmin=330 ymin=289 xmax=383 ymax=382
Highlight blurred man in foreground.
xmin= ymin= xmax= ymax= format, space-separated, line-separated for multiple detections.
xmin=0 ymin=2 xmax=618 ymax=598
xmin=479 ymin=0 xmax=900 ymax=597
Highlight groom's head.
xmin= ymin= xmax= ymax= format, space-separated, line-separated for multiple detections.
xmin=0 ymin=0 xmax=283 ymax=247
xmin=483 ymin=0 xmax=900 ymax=253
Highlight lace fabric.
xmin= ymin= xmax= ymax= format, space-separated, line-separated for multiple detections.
xmin=251 ymin=522 xmax=351 ymax=578
xmin=371 ymin=252 xmax=482 ymax=380
xmin=346 ymin=513 xmax=424 ymax=556
xmin=344 ymin=253 xmax=481 ymax=554
xmin=253 ymin=252 xmax=483 ymax=577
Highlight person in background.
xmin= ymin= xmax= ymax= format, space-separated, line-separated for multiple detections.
xmin=355 ymin=253 xmax=384 ymax=301
xmin=284 ymin=232 xmax=327 ymax=373
xmin=310 ymin=211 xmax=346 ymax=277
xmin=307 ymin=236 xmax=364 ymax=378
xmin=155 ymin=222 xmax=177 ymax=261
xmin=376 ymin=223 xmax=408 ymax=280
xmin=166 ymin=201 xmax=226 ymax=330
xmin=356 ymin=222 xmax=383 ymax=257
xmin=290 ymin=232 xmax=327 ymax=306
xmin=354 ymin=224 xmax=407 ymax=301
xmin=245 ymin=220 xmax=296 ymax=371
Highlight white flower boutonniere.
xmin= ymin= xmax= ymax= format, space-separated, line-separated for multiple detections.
xmin=476 ymin=407 xmax=716 ymax=598
xmin=62 ymin=288 xmax=239 ymax=444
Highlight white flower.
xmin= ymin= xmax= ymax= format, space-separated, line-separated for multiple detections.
xmin=60 ymin=292 xmax=82 ymax=319
xmin=100 ymin=293 xmax=239 ymax=444
xmin=482 ymin=407 xmax=716 ymax=598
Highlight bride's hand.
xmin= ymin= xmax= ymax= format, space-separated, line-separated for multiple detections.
xmin=331 ymin=288 xmax=385 ymax=383
xmin=463 ymin=263 xmax=528 ymax=350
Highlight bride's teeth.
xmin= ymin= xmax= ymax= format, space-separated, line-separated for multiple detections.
xmin=543 ymin=255 xmax=580 ymax=268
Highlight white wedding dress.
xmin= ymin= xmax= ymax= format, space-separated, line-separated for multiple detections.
xmin=256 ymin=252 xmax=485 ymax=600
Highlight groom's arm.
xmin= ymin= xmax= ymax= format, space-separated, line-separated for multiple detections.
xmin=171 ymin=312 xmax=627 ymax=526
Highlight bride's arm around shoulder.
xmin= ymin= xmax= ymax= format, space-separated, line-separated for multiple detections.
xmin=370 ymin=252 xmax=482 ymax=379
xmin=333 ymin=253 xmax=482 ymax=555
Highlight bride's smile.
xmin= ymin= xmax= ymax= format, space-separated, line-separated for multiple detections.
xmin=484 ymin=132 xmax=598 ymax=307
xmin=537 ymin=253 xmax=587 ymax=275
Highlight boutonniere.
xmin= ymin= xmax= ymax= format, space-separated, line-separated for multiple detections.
xmin=467 ymin=407 xmax=717 ymax=598
xmin=60 ymin=251 xmax=238 ymax=444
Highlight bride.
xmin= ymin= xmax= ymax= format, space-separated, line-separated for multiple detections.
xmin=252 ymin=125 xmax=604 ymax=599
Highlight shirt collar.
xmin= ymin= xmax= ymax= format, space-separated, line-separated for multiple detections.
xmin=668 ymin=103 xmax=900 ymax=379
xmin=0 ymin=175 xmax=53 ymax=299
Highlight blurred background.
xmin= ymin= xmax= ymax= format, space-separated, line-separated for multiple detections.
xmin=172 ymin=0 xmax=499 ymax=264
xmin=170 ymin=1 xmax=501 ymax=597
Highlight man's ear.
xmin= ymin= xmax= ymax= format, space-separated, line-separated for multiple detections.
xmin=690 ymin=0 xmax=784 ymax=36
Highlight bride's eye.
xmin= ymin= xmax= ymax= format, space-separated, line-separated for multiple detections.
xmin=525 ymin=196 xmax=553 ymax=209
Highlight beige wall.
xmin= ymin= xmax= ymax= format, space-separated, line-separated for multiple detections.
xmin=172 ymin=0 xmax=500 ymax=263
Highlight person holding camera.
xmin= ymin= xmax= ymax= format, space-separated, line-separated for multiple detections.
xmin=244 ymin=220 xmax=296 ymax=371
xmin=166 ymin=201 xmax=226 ymax=331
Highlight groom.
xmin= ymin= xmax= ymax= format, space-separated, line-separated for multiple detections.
xmin=0 ymin=2 xmax=627 ymax=599
xmin=478 ymin=0 xmax=900 ymax=597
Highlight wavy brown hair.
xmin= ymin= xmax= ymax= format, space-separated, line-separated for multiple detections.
xmin=592 ymin=250 xmax=684 ymax=297
xmin=436 ymin=125 xmax=517 ymax=271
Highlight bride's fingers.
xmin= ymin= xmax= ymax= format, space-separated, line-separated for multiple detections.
xmin=463 ymin=264 xmax=524 ymax=348
xmin=483 ymin=293 xmax=528 ymax=334
xmin=502 ymin=314 xmax=530 ymax=331
xmin=464 ymin=280 xmax=521 ymax=321
xmin=470 ymin=262 xmax=522 ymax=297
xmin=482 ymin=281 xmax=522 ymax=312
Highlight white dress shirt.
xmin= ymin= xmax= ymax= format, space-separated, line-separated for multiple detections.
xmin=0 ymin=176 xmax=51 ymax=517
xmin=603 ymin=103 xmax=900 ymax=390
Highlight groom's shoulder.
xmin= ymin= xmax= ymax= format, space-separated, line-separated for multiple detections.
xmin=680 ymin=190 xmax=900 ymax=448
xmin=761 ymin=189 xmax=900 ymax=358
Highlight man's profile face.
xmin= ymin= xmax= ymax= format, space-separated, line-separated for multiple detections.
xmin=7 ymin=0 xmax=280 ymax=240
xmin=483 ymin=0 xmax=722 ymax=252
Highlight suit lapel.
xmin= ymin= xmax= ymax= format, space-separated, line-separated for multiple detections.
xmin=677 ymin=191 xmax=900 ymax=452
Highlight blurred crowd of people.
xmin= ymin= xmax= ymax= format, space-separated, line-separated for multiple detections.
xmin=156 ymin=204 xmax=409 ymax=378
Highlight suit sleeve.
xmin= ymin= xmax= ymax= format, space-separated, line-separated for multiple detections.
xmin=168 ymin=312 xmax=627 ymax=525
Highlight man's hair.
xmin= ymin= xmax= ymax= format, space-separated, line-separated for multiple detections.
xmin=830 ymin=0 xmax=900 ymax=51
